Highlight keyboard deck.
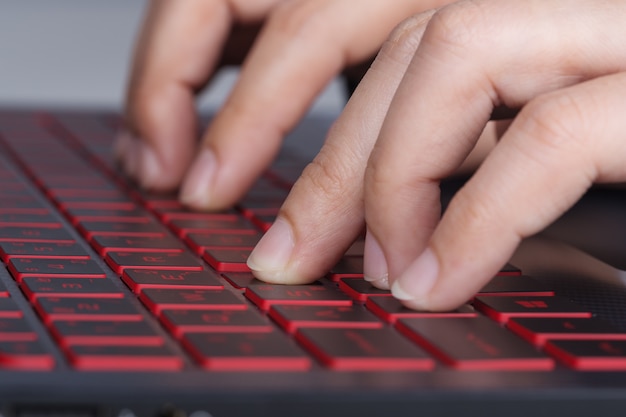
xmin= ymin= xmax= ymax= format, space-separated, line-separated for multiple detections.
xmin=0 ymin=110 xmax=624 ymax=373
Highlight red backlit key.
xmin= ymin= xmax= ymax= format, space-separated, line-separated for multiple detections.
xmin=0 ymin=226 xmax=74 ymax=243
xmin=139 ymin=289 xmax=247 ymax=315
xmin=498 ymin=263 xmax=522 ymax=276
xmin=77 ymin=220 xmax=167 ymax=238
xmin=0 ymin=318 xmax=38 ymax=342
xmin=220 ymin=272 xmax=261 ymax=289
xmin=0 ymin=281 xmax=10 ymax=298
xmin=202 ymin=248 xmax=253 ymax=272
xmin=269 ymin=305 xmax=382 ymax=334
xmin=122 ymin=269 xmax=223 ymax=294
xmin=245 ymin=283 xmax=352 ymax=311
xmin=185 ymin=231 xmax=262 ymax=255
xmin=49 ymin=320 xmax=164 ymax=346
xmin=473 ymin=296 xmax=592 ymax=324
xmin=62 ymin=206 xmax=148 ymax=225
xmin=182 ymin=331 xmax=311 ymax=371
xmin=0 ymin=212 xmax=60 ymax=228
xmin=366 ymin=297 xmax=477 ymax=324
xmin=338 ymin=278 xmax=392 ymax=302
xmin=0 ymin=299 xmax=23 ymax=318
xmin=477 ymin=275 xmax=554 ymax=297
xmin=34 ymin=297 xmax=142 ymax=323
xmin=20 ymin=277 xmax=124 ymax=300
xmin=0 ymin=241 xmax=90 ymax=261
xmin=396 ymin=316 xmax=554 ymax=370
xmin=0 ymin=340 xmax=54 ymax=370
xmin=160 ymin=309 xmax=274 ymax=338
xmin=105 ymin=251 xmax=203 ymax=274
xmin=295 ymin=327 xmax=434 ymax=371
xmin=329 ymin=257 xmax=363 ymax=281
xmin=544 ymin=340 xmax=626 ymax=370
xmin=65 ymin=345 xmax=183 ymax=371
xmin=169 ymin=217 xmax=256 ymax=237
xmin=507 ymin=317 xmax=626 ymax=346
xmin=7 ymin=258 xmax=107 ymax=282
xmin=91 ymin=235 xmax=185 ymax=255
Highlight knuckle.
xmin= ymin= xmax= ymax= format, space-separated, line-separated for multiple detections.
xmin=300 ymin=145 xmax=357 ymax=204
xmin=517 ymin=91 xmax=589 ymax=152
xmin=266 ymin=0 xmax=331 ymax=41
xmin=380 ymin=12 xmax=435 ymax=66
xmin=425 ymin=0 xmax=492 ymax=53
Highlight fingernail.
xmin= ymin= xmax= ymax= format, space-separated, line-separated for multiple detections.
xmin=363 ymin=231 xmax=389 ymax=289
xmin=113 ymin=130 xmax=133 ymax=161
xmin=139 ymin=143 xmax=162 ymax=188
xmin=180 ymin=149 xmax=217 ymax=208
xmin=391 ymin=248 xmax=439 ymax=303
xmin=247 ymin=217 xmax=295 ymax=282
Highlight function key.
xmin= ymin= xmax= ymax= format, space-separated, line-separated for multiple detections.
xmin=182 ymin=331 xmax=310 ymax=371
xmin=296 ymin=327 xmax=434 ymax=371
xmin=397 ymin=316 xmax=554 ymax=371
xmin=474 ymin=296 xmax=592 ymax=324
xmin=245 ymin=283 xmax=352 ymax=311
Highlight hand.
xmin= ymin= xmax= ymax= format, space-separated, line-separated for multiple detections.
xmin=117 ymin=0 xmax=447 ymax=211
xmin=247 ymin=0 xmax=626 ymax=311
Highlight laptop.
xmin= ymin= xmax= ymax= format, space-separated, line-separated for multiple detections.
xmin=0 ymin=108 xmax=626 ymax=417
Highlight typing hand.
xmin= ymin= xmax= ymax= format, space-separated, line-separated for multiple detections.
xmin=116 ymin=0 xmax=445 ymax=211
xmin=248 ymin=0 xmax=626 ymax=311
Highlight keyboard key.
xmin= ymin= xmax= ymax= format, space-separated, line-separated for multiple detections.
xmin=269 ymin=305 xmax=382 ymax=334
xmin=65 ymin=344 xmax=183 ymax=371
xmin=7 ymin=258 xmax=107 ymax=282
xmin=0 ymin=298 xmax=23 ymax=318
xmin=122 ymin=269 xmax=223 ymax=294
xmin=245 ymin=283 xmax=353 ymax=311
xmin=105 ymin=251 xmax=203 ymax=274
xmin=478 ymin=275 xmax=554 ymax=297
xmin=185 ymin=231 xmax=262 ymax=255
xmin=169 ymin=217 xmax=256 ymax=237
xmin=329 ymin=257 xmax=363 ymax=281
xmin=49 ymin=320 xmax=164 ymax=346
xmin=507 ymin=317 xmax=626 ymax=346
xmin=0 ymin=241 xmax=90 ymax=261
xmin=161 ymin=309 xmax=274 ymax=338
xmin=202 ymin=247 xmax=253 ymax=272
xmin=0 ymin=340 xmax=55 ymax=370
xmin=34 ymin=297 xmax=142 ymax=323
xmin=182 ymin=331 xmax=311 ymax=371
xmin=220 ymin=272 xmax=261 ymax=289
xmin=77 ymin=220 xmax=167 ymax=239
xmin=338 ymin=278 xmax=393 ymax=302
xmin=366 ymin=297 xmax=477 ymax=324
xmin=20 ymin=277 xmax=124 ymax=300
xmin=0 ymin=226 xmax=74 ymax=243
xmin=397 ymin=316 xmax=554 ymax=370
xmin=0 ymin=318 xmax=38 ymax=341
xmin=139 ymin=289 xmax=247 ymax=315
xmin=473 ymin=296 xmax=592 ymax=324
xmin=295 ymin=327 xmax=434 ymax=371
xmin=90 ymin=235 xmax=186 ymax=255
xmin=544 ymin=340 xmax=626 ymax=370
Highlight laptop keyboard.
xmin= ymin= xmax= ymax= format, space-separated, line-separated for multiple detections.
xmin=0 ymin=110 xmax=625 ymax=372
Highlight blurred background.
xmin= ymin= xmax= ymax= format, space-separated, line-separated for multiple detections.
xmin=0 ymin=0 xmax=344 ymax=113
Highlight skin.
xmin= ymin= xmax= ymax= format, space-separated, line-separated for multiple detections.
xmin=118 ymin=0 xmax=450 ymax=209
xmin=247 ymin=0 xmax=626 ymax=311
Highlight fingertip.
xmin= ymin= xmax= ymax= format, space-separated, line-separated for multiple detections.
xmin=247 ymin=217 xmax=297 ymax=284
xmin=390 ymin=247 xmax=440 ymax=310
xmin=179 ymin=148 xmax=218 ymax=210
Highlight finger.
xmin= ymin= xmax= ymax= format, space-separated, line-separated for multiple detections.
xmin=121 ymin=0 xmax=279 ymax=191
xmin=361 ymin=0 xmax=626 ymax=305
xmin=246 ymin=11 xmax=437 ymax=284
xmin=179 ymin=0 xmax=446 ymax=210
xmin=394 ymin=72 xmax=626 ymax=310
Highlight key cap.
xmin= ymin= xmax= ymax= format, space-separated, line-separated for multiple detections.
xmin=34 ymin=297 xmax=143 ymax=323
xmin=169 ymin=217 xmax=256 ymax=237
xmin=329 ymin=257 xmax=363 ymax=281
xmin=0 ymin=241 xmax=90 ymax=261
xmin=49 ymin=320 xmax=164 ymax=346
xmin=77 ymin=220 xmax=167 ymax=239
xmin=474 ymin=296 xmax=592 ymax=324
xmin=160 ymin=309 xmax=274 ymax=338
xmin=338 ymin=278 xmax=392 ymax=302
xmin=295 ymin=327 xmax=434 ymax=371
xmin=185 ymin=231 xmax=262 ymax=255
xmin=478 ymin=275 xmax=554 ymax=297
xmin=0 ymin=298 xmax=23 ymax=318
xmin=544 ymin=340 xmax=626 ymax=370
xmin=20 ymin=277 xmax=124 ymax=300
xmin=0 ymin=212 xmax=61 ymax=228
xmin=122 ymin=269 xmax=223 ymax=294
xmin=202 ymin=248 xmax=253 ymax=272
xmin=182 ymin=331 xmax=311 ymax=371
xmin=0 ymin=318 xmax=38 ymax=342
xmin=0 ymin=226 xmax=74 ymax=243
xmin=396 ymin=316 xmax=554 ymax=370
xmin=7 ymin=258 xmax=107 ymax=282
xmin=105 ymin=251 xmax=204 ymax=274
xmin=220 ymin=272 xmax=261 ymax=289
xmin=0 ymin=340 xmax=55 ymax=370
xmin=269 ymin=305 xmax=383 ymax=334
xmin=90 ymin=235 xmax=186 ymax=255
xmin=245 ymin=283 xmax=352 ymax=311
xmin=507 ymin=317 xmax=626 ymax=346
xmin=366 ymin=297 xmax=477 ymax=324
xmin=139 ymin=289 xmax=247 ymax=315
xmin=65 ymin=344 xmax=183 ymax=371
